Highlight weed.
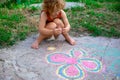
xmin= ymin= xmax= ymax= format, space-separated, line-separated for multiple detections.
xmin=107 ymin=3 xmax=120 ymax=12
xmin=0 ymin=28 xmax=13 ymax=47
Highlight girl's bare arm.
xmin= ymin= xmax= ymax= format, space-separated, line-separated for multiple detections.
xmin=38 ymin=12 xmax=53 ymax=36
xmin=61 ymin=10 xmax=71 ymax=32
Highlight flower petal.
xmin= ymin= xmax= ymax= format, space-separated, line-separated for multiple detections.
xmin=65 ymin=58 xmax=78 ymax=64
xmin=47 ymin=53 xmax=70 ymax=64
xmin=70 ymin=48 xmax=86 ymax=58
xmin=57 ymin=64 xmax=85 ymax=80
xmin=78 ymin=58 xmax=102 ymax=72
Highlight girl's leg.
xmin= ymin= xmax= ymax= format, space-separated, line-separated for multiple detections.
xmin=53 ymin=18 xmax=64 ymax=39
xmin=62 ymin=33 xmax=76 ymax=45
xmin=31 ymin=35 xmax=46 ymax=49
xmin=31 ymin=22 xmax=57 ymax=49
xmin=54 ymin=18 xmax=76 ymax=45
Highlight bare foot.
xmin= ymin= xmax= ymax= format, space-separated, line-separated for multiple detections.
xmin=31 ymin=40 xmax=39 ymax=49
xmin=62 ymin=33 xmax=76 ymax=45
xmin=31 ymin=35 xmax=46 ymax=49
xmin=69 ymin=38 xmax=76 ymax=45
xmin=66 ymin=37 xmax=76 ymax=45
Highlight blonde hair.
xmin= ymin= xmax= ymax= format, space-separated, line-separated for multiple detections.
xmin=42 ymin=0 xmax=65 ymax=15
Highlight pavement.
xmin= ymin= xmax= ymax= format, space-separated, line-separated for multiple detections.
xmin=0 ymin=34 xmax=120 ymax=80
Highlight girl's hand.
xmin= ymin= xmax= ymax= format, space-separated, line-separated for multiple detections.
xmin=62 ymin=27 xmax=69 ymax=34
xmin=53 ymin=28 xmax=62 ymax=35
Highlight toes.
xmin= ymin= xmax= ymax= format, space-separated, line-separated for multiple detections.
xmin=70 ymin=40 xmax=76 ymax=45
xmin=31 ymin=43 xmax=39 ymax=49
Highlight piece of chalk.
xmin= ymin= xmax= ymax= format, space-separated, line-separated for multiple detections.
xmin=47 ymin=47 xmax=56 ymax=51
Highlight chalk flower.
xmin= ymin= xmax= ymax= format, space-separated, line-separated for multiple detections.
xmin=47 ymin=48 xmax=102 ymax=80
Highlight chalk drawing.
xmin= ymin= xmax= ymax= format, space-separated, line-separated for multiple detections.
xmin=46 ymin=48 xmax=102 ymax=80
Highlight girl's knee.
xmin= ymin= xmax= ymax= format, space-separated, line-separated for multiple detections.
xmin=46 ymin=22 xmax=57 ymax=29
xmin=54 ymin=18 xmax=64 ymax=28
xmin=54 ymin=19 xmax=62 ymax=25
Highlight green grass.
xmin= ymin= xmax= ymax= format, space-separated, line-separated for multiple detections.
xmin=0 ymin=8 xmax=36 ymax=48
xmin=0 ymin=0 xmax=42 ymax=9
xmin=106 ymin=3 xmax=120 ymax=12
xmin=65 ymin=0 xmax=120 ymax=37
xmin=80 ymin=0 xmax=102 ymax=9
xmin=0 ymin=0 xmax=120 ymax=48
xmin=66 ymin=0 xmax=80 ymax=2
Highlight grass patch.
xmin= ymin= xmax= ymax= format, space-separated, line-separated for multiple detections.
xmin=79 ymin=0 xmax=102 ymax=9
xmin=0 ymin=0 xmax=42 ymax=9
xmin=106 ymin=3 xmax=120 ymax=12
xmin=66 ymin=0 xmax=80 ymax=2
xmin=0 ymin=8 xmax=36 ymax=48
xmin=65 ymin=1 xmax=120 ymax=38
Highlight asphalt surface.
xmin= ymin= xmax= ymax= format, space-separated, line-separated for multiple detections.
xmin=0 ymin=34 xmax=120 ymax=80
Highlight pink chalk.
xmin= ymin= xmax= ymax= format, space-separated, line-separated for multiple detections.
xmin=66 ymin=65 xmax=79 ymax=76
xmin=82 ymin=61 xmax=97 ymax=69
xmin=51 ymin=54 xmax=68 ymax=63
xmin=65 ymin=58 xmax=77 ymax=64
xmin=74 ymin=51 xmax=82 ymax=58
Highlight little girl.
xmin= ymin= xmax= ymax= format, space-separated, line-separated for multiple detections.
xmin=31 ymin=0 xmax=76 ymax=49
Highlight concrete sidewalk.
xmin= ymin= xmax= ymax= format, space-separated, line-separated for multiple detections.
xmin=0 ymin=35 xmax=120 ymax=80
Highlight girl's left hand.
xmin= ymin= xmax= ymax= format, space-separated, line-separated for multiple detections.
xmin=62 ymin=27 xmax=69 ymax=34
